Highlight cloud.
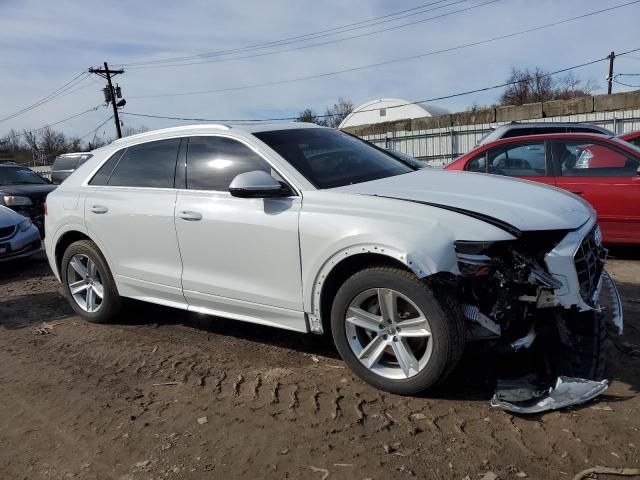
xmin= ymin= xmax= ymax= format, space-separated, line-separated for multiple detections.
xmin=0 ymin=0 xmax=638 ymax=137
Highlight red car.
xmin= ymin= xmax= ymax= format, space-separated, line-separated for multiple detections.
xmin=445 ymin=133 xmax=640 ymax=245
xmin=619 ymin=129 xmax=640 ymax=148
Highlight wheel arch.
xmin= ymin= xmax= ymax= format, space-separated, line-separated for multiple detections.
xmin=54 ymin=230 xmax=94 ymax=277
xmin=310 ymin=245 xmax=433 ymax=335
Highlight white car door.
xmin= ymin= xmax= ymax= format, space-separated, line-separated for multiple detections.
xmin=174 ymin=135 xmax=305 ymax=331
xmin=85 ymin=138 xmax=185 ymax=307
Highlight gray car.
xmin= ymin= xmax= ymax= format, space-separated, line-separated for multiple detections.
xmin=0 ymin=205 xmax=41 ymax=262
xmin=51 ymin=152 xmax=93 ymax=184
xmin=477 ymin=121 xmax=614 ymax=146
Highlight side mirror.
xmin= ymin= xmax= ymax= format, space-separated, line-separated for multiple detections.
xmin=229 ymin=170 xmax=291 ymax=198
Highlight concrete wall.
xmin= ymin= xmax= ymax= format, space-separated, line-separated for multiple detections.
xmin=343 ymin=90 xmax=640 ymax=165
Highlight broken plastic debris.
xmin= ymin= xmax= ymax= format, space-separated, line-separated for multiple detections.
xmin=510 ymin=325 xmax=537 ymax=351
xmin=491 ymin=376 xmax=608 ymax=414
xmin=601 ymin=271 xmax=623 ymax=334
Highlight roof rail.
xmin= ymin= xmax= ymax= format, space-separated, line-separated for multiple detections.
xmin=112 ymin=124 xmax=232 ymax=144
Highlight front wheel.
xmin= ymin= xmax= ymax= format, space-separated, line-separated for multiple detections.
xmin=330 ymin=267 xmax=465 ymax=395
xmin=61 ymin=239 xmax=122 ymax=323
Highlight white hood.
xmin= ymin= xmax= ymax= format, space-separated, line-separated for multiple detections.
xmin=332 ymin=169 xmax=593 ymax=232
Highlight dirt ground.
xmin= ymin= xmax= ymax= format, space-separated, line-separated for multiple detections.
xmin=0 ymin=250 xmax=639 ymax=480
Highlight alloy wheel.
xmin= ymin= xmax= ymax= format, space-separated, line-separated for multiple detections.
xmin=345 ymin=288 xmax=433 ymax=380
xmin=66 ymin=254 xmax=104 ymax=313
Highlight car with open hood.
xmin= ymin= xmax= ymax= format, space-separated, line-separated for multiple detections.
xmin=44 ymin=123 xmax=622 ymax=413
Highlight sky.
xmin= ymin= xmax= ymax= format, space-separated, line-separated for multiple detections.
xmin=0 ymin=0 xmax=639 ymax=141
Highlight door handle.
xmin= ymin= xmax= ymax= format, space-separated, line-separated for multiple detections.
xmin=89 ymin=205 xmax=108 ymax=214
xmin=570 ymin=191 xmax=584 ymax=196
xmin=178 ymin=210 xmax=203 ymax=221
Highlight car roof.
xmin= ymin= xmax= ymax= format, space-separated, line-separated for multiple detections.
xmin=619 ymin=129 xmax=640 ymax=139
xmin=56 ymin=152 xmax=92 ymax=159
xmin=490 ymin=121 xmax=612 ymax=132
xmin=468 ymin=132 xmax=620 ymax=152
xmin=0 ymin=163 xmax=29 ymax=168
xmin=109 ymin=122 xmax=324 ymax=149
xmin=492 ymin=132 xmax=612 ymax=143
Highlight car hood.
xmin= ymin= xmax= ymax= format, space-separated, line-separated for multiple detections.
xmin=0 ymin=205 xmax=23 ymax=226
xmin=0 ymin=184 xmax=56 ymax=197
xmin=331 ymin=169 xmax=592 ymax=232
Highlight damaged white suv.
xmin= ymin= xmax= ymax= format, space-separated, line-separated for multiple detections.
xmin=45 ymin=123 xmax=623 ymax=412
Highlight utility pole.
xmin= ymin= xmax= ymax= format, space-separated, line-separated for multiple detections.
xmin=607 ymin=51 xmax=615 ymax=95
xmin=89 ymin=62 xmax=125 ymax=138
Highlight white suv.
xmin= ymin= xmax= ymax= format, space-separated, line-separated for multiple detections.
xmin=44 ymin=123 xmax=621 ymax=404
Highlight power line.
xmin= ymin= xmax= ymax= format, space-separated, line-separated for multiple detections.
xmin=121 ymin=49 xmax=640 ymax=123
xmin=79 ymin=115 xmax=114 ymax=140
xmin=124 ymin=0 xmax=492 ymax=70
xmin=614 ymin=79 xmax=640 ymax=88
xmin=0 ymin=72 xmax=89 ymax=124
xmin=4 ymin=104 xmax=106 ymax=140
xmin=613 ymin=73 xmax=640 ymax=88
xmin=116 ymin=0 xmax=463 ymax=68
xmin=130 ymin=1 xmax=640 ymax=100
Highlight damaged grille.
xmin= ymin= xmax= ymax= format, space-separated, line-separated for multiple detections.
xmin=574 ymin=226 xmax=605 ymax=305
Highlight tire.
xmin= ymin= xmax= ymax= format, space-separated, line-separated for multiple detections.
xmin=61 ymin=239 xmax=122 ymax=324
xmin=330 ymin=266 xmax=465 ymax=395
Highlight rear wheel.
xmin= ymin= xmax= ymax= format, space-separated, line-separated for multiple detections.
xmin=61 ymin=239 xmax=121 ymax=323
xmin=331 ymin=267 xmax=465 ymax=395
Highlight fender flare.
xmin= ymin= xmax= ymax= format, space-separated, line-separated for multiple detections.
xmin=306 ymin=243 xmax=442 ymax=332
xmin=51 ymin=224 xmax=117 ymax=282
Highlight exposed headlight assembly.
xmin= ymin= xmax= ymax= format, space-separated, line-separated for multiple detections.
xmin=3 ymin=195 xmax=33 ymax=206
xmin=454 ymin=240 xmax=494 ymax=276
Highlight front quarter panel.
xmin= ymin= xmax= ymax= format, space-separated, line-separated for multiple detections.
xmin=299 ymin=191 xmax=515 ymax=317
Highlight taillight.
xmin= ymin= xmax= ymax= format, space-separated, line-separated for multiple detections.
xmin=44 ymin=202 xmax=48 ymax=215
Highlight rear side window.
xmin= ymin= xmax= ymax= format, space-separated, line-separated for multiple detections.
xmin=53 ymin=156 xmax=79 ymax=171
xmin=553 ymin=140 xmax=640 ymax=177
xmin=89 ymin=150 xmax=125 ymax=185
xmin=186 ymin=136 xmax=271 ymax=191
xmin=108 ymin=139 xmax=181 ymax=188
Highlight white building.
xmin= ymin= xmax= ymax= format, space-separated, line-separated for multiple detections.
xmin=339 ymin=98 xmax=449 ymax=129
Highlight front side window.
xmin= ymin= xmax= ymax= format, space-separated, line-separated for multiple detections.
xmin=254 ymin=128 xmax=412 ymax=189
xmin=552 ymin=140 xmax=640 ymax=177
xmin=186 ymin=136 xmax=272 ymax=191
xmin=108 ymin=138 xmax=181 ymax=188
xmin=0 ymin=167 xmax=48 ymax=185
xmin=487 ymin=142 xmax=546 ymax=176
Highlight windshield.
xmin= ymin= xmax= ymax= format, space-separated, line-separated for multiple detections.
xmin=254 ymin=128 xmax=413 ymax=189
xmin=385 ymin=149 xmax=427 ymax=169
xmin=0 ymin=167 xmax=48 ymax=185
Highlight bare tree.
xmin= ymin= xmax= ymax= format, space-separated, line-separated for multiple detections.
xmin=296 ymin=108 xmax=325 ymax=126
xmin=500 ymin=67 xmax=598 ymax=106
xmin=323 ymin=98 xmax=354 ymax=128
xmin=122 ymin=125 xmax=149 ymax=137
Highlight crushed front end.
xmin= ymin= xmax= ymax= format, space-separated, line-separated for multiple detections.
xmin=451 ymin=219 xmax=623 ymax=414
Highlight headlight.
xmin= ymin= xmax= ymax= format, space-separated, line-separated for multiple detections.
xmin=18 ymin=218 xmax=33 ymax=232
xmin=454 ymin=240 xmax=494 ymax=276
xmin=3 ymin=195 xmax=32 ymax=206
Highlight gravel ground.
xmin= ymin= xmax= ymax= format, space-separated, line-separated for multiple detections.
xmin=0 ymin=251 xmax=638 ymax=479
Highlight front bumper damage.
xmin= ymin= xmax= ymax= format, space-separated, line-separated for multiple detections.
xmin=455 ymin=220 xmax=624 ymax=414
